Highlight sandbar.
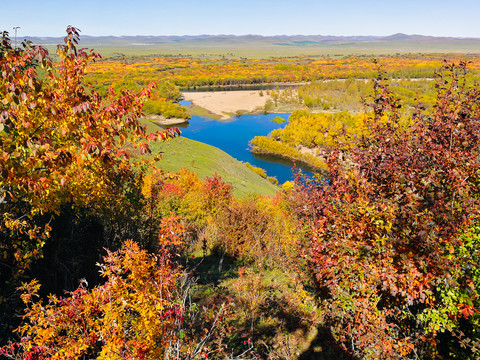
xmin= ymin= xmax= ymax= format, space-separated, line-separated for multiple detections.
xmin=182 ymin=90 xmax=271 ymax=120
xmin=146 ymin=114 xmax=189 ymax=126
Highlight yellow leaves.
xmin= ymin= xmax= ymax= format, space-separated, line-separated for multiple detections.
xmin=18 ymin=279 xmax=41 ymax=305
xmin=35 ymin=327 xmax=56 ymax=344
xmin=280 ymin=180 xmax=295 ymax=193
xmin=13 ymin=238 xmax=182 ymax=358
xmin=1 ymin=33 xmax=179 ymax=279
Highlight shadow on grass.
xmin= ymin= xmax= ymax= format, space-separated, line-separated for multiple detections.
xmin=299 ymin=327 xmax=358 ymax=360
xmin=184 ymin=251 xmax=244 ymax=286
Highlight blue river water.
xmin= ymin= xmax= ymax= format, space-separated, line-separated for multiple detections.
xmin=176 ymin=104 xmax=315 ymax=184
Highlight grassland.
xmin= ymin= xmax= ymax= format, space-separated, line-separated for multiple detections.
xmin=30 ymin=34 xmax=480 ymax=59
xmin=153 ymin=137 xmax=279 ymax=197
xmin=90 ymin=39 xmax=480 ymax=59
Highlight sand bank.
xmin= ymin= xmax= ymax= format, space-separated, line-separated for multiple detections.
xmin=146 ymin=114 xmax=189 ymax=126
xmin=183 ymin=90 xmax=271 ymax=120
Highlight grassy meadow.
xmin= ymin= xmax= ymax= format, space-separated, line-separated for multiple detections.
xmin=31 ymin=34 xmax=480 ymax=58
xmin=141 ymin=116 xmax=279 ymax=197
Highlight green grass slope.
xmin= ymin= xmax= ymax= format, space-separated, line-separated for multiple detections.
xmin=148 ymin=136 xmax=280 ymax=198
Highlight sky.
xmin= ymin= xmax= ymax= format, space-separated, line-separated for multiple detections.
xmin=2 ymin=0 xmax=480 ymax=38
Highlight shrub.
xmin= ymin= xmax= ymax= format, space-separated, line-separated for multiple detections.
xmin=295 ymin=63 xmax=480 ymax=358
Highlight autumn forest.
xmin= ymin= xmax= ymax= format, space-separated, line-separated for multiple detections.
xmin=2 ymin=26 xmax=480 ymax=360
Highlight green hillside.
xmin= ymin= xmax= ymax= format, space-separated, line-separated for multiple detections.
xmin=148 ymin=136 xmax=280 ymax=197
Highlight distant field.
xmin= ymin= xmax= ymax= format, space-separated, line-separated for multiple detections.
xmin=73 ymin=43 xmax=480 ymax=59
xmin=30 ymin=34 xmax=480 ymax=58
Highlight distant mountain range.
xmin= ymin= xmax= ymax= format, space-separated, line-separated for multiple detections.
xmin=24 ymin=33 xmax=479 ymax=46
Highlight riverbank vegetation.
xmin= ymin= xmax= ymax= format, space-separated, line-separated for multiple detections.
xmin=251 ymin=110 xmax=367 ymax=171
xmin=82 ymin=49 xmax=480 ymax=123
xmin=242 ymin=162 xmax=279 ymax=185
xmin=252 ymin=71 xmax=480 ymax=169
xmin=2 ymin=29 xmax=480 ymax=360
xmin=142 ymin=80 xmax=190 ymax=120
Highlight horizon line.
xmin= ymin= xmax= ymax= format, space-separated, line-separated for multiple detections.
xmin=19 ymin=33 xmax=480 ymax=40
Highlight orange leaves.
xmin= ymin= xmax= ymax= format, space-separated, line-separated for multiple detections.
xmin=0 ymin=27 xmax=179 ymax=275
xmin=5 ymin=238 xmax=184 ymax=359
xmin=158 ymin=215 xmax=186 ymax=247
xmin=142 ymin=169 xmax=234 ymax=228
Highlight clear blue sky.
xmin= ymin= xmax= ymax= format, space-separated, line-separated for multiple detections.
xmin=2 ymin=0 xmax=479 ymax=38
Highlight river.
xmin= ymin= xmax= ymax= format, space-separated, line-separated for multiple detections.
xmin=177 ymin=103 xmax=316 ymax=184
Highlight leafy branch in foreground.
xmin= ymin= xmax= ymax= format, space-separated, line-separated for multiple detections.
xmin=294 ymin=62 xmax=480 ymax=359
xmin=1 ymin=215 xmax=260 ymax=360
xmin=0 ymin=26 xmax=178 ymax=277
xmin=0 ymin=234 xmax=181 ymax=359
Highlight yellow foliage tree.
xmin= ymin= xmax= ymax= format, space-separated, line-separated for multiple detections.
xmin=0 ymin=27 xmax=178 ymax=275
xmin=1 ymin=238 xmax=182 ymax=359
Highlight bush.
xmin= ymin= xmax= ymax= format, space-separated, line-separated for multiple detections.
xmin=294 ymin=63 xmax=480 ymax=358
xmin=1 ymin=239 xmax=182 ymax=359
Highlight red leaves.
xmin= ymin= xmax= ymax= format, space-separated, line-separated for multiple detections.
xmin=459 ymin=304 xmax=476 ymax=319
xmin=203 ymin=172 xmax=233 ymax=205
xmin=295 ymin=63 xmax=480 ymax=358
